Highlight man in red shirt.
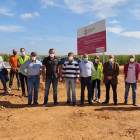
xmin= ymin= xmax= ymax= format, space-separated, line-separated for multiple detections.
xmin=124 ymin=55 xmax=140 ymax=106
xmin=9 ymin=49 xmax=21 ymax=91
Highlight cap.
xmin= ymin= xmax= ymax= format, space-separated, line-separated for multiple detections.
xmin=31 ymin=52 xmax=37 ymax=56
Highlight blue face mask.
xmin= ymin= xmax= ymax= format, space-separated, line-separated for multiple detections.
xmin=95 ymin=59 xmax=98 ymax=62
xmin=84 ymin=58 xmax=88 ymax=62
xmin=21 ymin=52 xmax=25 ymax=56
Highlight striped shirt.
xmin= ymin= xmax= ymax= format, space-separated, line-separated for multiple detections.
xmin=62 ymin=61 xmax=80 ymax=78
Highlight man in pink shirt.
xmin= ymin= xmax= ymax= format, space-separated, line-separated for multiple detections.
xmin=124 ymin=55 xmax=140 ymax=106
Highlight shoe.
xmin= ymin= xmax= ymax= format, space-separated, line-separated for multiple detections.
xmin=102 ymin=101 xmax=109 ymax=104
xmin=33 ymin=102 xmax=39 ymax=105
xmin=98 ymin=99 xmax=100 ymax=103
xmin=89 ymin=102 xmax=93 ymax=105
xmin=80 ymin=102 xmax=84 ymax=106
xmin=42 ymin=103 xmax=47 ymax=107
xmin=18 ymin=87 xmax=21 ymax=91
xmin=133 ymin=102 xmax=137 ymax=106
xmin=73 ymin=102 xmax=77 ymax=107
xmin=54 ymin=102 xmax=59 ymax=106
xmin=20 ymin=94 xmax=26 ymax=98
xmin=8 ymin=87 xmax=11 ymax=91
xmin=94 ymin=98 xmax=98 ymax=101
xmin=5 ymin=90 xmax=10 ymax=93
xmin=114 ymin=102 xmax=118 ymax=105
xmin=27 ymin=103 xmax=31 ymax=106
xmin=65 ymin=101 xmax=70 ymax=105
xmin=123 ymin=101 xmax=127 ymax=105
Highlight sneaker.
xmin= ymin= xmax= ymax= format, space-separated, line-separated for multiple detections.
xmin=5 ymin=90 xmax=10 ymax=93
xmin=102 ymin=101 xmax=109 ymax=104
xmin=18 ymin=87 xmax=21 ymax=91
xmin=73 ymin=102 xmax=77 ymax=107
xmin=133 ymin=102 xmax=137 ymax=106
xmin=54 ymin=102 xmax=59 ymax=106
xmin=8 ymin=87 xmax=11 ymax=91
xmin=42 ymin=103 xmax=47 ymax=107
xmin=98 ymin=99 xmax=100 ymax=103
xmin=65 ymin=101 xmax=70 ymax=105
xmin=123 ymin=101 xmax=127 ymax=105
xmin=33 ymin=102 xmax=39 ymax=105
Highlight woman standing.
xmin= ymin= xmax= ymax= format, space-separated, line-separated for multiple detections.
xmin=91 ymin=55 xmax=103 ymax=103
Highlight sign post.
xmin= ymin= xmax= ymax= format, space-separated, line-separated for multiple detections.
xmin=77 ymin=19 xmax=106 ymax=56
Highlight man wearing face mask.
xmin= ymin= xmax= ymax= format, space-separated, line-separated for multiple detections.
xmin=17 ymin=48 xmax=30 ymax=97
xmin=124 ymin=55 xmax=140 ymax=106
xmin=62 ymin=52 xmax=80 ymax=106
xmin=20 ymin=52 xmax=42 ymax=105
xmin=42 ymin=48 xmax=62 ymax=106
xmin=8 ymin=49 xmax=21 ymax=91
xmin=102 ymin=55 xmax=119 ymax=105
xmin=79 ymin=53 xmax=94 ymax=105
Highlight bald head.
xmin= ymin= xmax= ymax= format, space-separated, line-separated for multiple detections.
xmin=83 ymin=53 xmax=88 ymax=58
xmin=130 ymin=55 xmax=135 ymax=59
xmin=13 ymin=49 xmax=17 ymax=55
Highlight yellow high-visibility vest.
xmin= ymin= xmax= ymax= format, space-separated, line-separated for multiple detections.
xmin=18 ymin=55 xmax=29 ymax=73
xmin=92 ymin=62 xmax=103 ymax=80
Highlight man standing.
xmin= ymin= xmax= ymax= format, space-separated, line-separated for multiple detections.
xmin=42 ymin=49 xmax=62 ymax=106
xmin=124 ymin=55 xmax=140 ymax=106
xmin=18 ymin=48 xmax=30 ymax=97
xmin=8 ymin=49 xmax=21 ymax=91
xmin=102 ymin=55 xmax=119 ymax=105
xmin=0 ymin=56 xmax=10 ymax=93
xmin=20 ymin=52 xmax=42 ymax=105
xmin=62 ymin=52 xmax=80 ymax=106
xmin=79 ymin=53 xmax=94 ymax=105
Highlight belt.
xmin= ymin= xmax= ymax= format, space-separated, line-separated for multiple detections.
xmin=30 ymin=75 xmax=39 ymax=77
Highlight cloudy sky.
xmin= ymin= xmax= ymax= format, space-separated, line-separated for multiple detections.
xmin=0 ymin=0 xmax=140 ymax=55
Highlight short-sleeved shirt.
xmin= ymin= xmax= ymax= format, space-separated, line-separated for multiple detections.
xmin=125 ymin=63 xmax=136 ymax=83
xmin=43 ymin=56 xmax=60 ymax=78
xmin=0 ymin=56 xmax=4 ymax=71
xmin=9 ymin=55 xmax=19 ymax=70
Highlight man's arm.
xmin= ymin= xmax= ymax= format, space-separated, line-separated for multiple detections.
xmin=91 ymin=62 xmax=94 ymax=75
xmin=59 ymin=65 xmax=62 ymax=82
xmin=103 ymin=63 xmax=108 ymax=78
xmin=17 ymin=58 xmax=21 ymax=67
xmin=42 ymin=65 xmax=46 ymax=82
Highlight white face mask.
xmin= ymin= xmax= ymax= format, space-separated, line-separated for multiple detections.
xmin=32 ymin=57 xmax=36 ymax=61
xmin=68 ymin=56 xmax=73 ymax=61
xmin=130 ymin=58 xmax=134 ymax=62
xmin=109 ymin=58 xmax=113 ymax=62
xmin=50 ymin=54 xmax=55 ymax=57
xmin=21 ymin=52 xmax=25 ymax=56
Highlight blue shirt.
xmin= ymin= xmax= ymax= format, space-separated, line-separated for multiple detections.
xmin=0 ymin=56 xmax=4 ymax=71
xmin=20 ymin=59 xmax=42 ymax=76
xmin=79 ymin=61 xmax=94 ymax=78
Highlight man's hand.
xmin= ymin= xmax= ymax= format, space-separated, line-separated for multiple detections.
xmin=59 ymin=77 xmax=62 ymax=82
xmin=107 ymin=76 xmax=113 ymax=80
xmin=62 ymin=78 xmax=65 ymax=83
xmin=26 ymin=75 xmax=31 ymax=78
xmin=42 ymin=76 xmax=46 ymax=82
xmin=75 ymin=78 xmax=79 ymax=84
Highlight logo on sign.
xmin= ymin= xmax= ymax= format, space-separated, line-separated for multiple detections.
xmin=96 ymin=47 xmax=105 ymax=52
xmin=84 ymin=27 xmax=87 ymax=36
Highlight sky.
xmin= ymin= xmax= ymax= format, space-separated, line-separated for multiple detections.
xmin=0 ymin=0 xmax=140 ymax=55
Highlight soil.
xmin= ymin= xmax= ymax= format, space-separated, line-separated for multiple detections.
xmin=0 ymin=66 xmax=140 ymax=140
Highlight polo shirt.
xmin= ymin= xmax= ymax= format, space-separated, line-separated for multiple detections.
xmin=43 ymin=56 xmax=60 ymax=78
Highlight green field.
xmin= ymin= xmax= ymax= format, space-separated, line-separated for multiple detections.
xmin=1 ymin=54 xmax=140 ymax=65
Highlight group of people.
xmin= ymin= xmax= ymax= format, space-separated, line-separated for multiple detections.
xmin=0 ymin=48 xmax=139 ymax=107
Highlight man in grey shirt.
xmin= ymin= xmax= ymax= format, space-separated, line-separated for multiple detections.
xmin=20 ymin=52 xmax=42 ymax=105
xmin=79 ymin=53 xmax=94 ymax=105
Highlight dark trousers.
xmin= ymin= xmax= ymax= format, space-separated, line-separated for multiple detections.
xmin=92 ymin=79 xmax=101 ymax=99
xmin=105 ymin=80 xmax=117 ymax=103
xmin=81 ymin=76 xmax=92 ymax=103
xmin=0 ymin=71 xmax=7 ymax=91
xmin=9 ymin=69 xmax=20 ymax=88
xmin=19 ymin=73 xmax=28 ymax=95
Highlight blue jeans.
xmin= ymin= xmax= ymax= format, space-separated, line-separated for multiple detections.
xmin=125 ymin=82 xmax=137 ymax=103
xmin=44 ymin=77 xmax=58 ymax=103
xmin=27 ymin=76 xmax=40 ymax=104
xmin=0 ymin=71 xmax=7 ymax=91
xmin=65 ymin=78 xmax=76 ymax=103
